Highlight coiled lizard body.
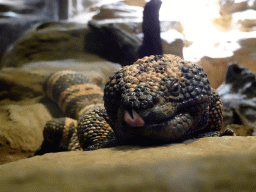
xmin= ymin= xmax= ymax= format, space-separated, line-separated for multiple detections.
xmin=35 ymin=54 xmax=230 ymax=155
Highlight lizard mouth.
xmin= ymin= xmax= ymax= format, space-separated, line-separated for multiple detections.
xmin=117 ymin=97 xmax=208 ymax=145
xmin=123 ymin=101 xmax=178 ymax=128
xmin=118 ymin=108 xmax=193 ymax=145
xmin=120 ymin=104 xmax=192 ymax=142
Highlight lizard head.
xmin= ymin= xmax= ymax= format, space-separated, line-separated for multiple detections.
xmin=104 ymin=54 xmax=212 ymax=145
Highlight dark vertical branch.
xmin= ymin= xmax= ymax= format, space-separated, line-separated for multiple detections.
xmin=58 ymin=0 xmax=69 ymax=20
xmin=138 ymin=0 xmax=163 ymax=58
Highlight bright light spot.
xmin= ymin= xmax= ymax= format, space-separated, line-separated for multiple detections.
xmin=159 ymin=0 xmax=231 ymax=61
xmin=232 ymin=10 xmax=256 ymax=20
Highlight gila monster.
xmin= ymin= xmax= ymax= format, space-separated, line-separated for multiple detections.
xmin=35 ymin=54 xmax=233 ymax=155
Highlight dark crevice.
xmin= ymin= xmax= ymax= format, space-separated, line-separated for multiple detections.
xmin=233 ymin=110 xmax=242 ymax=125
xmin=0 ymin=80 xmax=42 ymax=101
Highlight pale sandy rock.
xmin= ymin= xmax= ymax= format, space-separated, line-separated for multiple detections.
xmin=0 ymin=103 xmax=52 ymax=165
xmin=219 ymin=0 xmax=249 ymax=15
xmin=123 ymin=0 xmax=146 ymax=7
xmin=70 ymin=0 xmax=124 ymax=24
xmin=226 ymin=124 xmax=254 ymax=136
xmin=161 ymin=29 xmax=185 ymax=58
xmin=92 ymin=2 xmax=143 ymax=21
xmin=69 ymin=0 xmax=145 ymax=23
xmin=233 ymin=35 xmax=256 ymax=68
xmin=0 ymin=137 xmax=256 ymax=191
xmin=238 ymin=18 xmax=256 ymax=32
xmin=197 ymin=56 xmax=233 ymax=89
xmin=81 ymin=0 xmax=121 ymax=12
xmin=213 ymin=9 xmax=256 ymax=32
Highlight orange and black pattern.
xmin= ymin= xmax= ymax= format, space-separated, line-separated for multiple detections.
xmin=35 ymin=54 xmax=230 ymax=155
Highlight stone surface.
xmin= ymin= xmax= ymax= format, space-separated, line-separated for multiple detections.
xmin=0 ymin=137 xmax=256 ymax=191
xmin=196 ymin=33 xmax=256 ymax=89
xmin=219 ymin=0 xmax=256 ymax=15
xmin=86 ymin=20 xmax=141 ymax=66
xmin=0 ymin=0 xmax=58 ymax=64
xmin=226 ymin=124 xmax=254 ymax=136
xmin=123 ymin=0 xmax=146 ymax=7
xmin=0 ymin=102 xmax=52 ymax=165
xmin=217 ymin=62 xmax=256 ymax=134
xmin=92 ymin=2 xmax=143 ymax=20
xmin=1 ymin=21 xmax=90 ymax=68
xmin=198 ymin=56 xmax=233 ymax=89
xmin=161 ymin=29 xmax=184 ymax=58
xmin=1 ymin=2 xmax=186 ymax=68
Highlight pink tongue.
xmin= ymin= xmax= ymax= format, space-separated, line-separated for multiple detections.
xmin=124 ymin=109 xmax=145 ymax=127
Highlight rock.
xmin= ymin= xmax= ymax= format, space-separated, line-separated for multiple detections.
xmin=197 ymin=56 xmax=233 ymax=89
xmin=86 ymin=20 xmax=141 ymax=66
xmin=161 ymin=29 xmax=184 ymax=58
xmin=226 ymin=124 xmax=254 ymax=136
xmin=238 ymin=18 xmax=256 ymax=32
xmin=92 ymin=2 xmax=143 ymax=20
xmin=0 ymin=103 xmax=52 ymax=165
xmin=0 ymin=137 xmax=256 ymax=191
xmin=219 ymin=0 xmax=250 ymax=15
xmin=196 ymin=32 xmax=256 ymax=89
xmin=0 ymin=0 xmax=59 ymax=64
xmin=123 ymin=0 xmax=146 ymax=7
xmin=1 ymin=2 xmax=186 ymax=68
xmin=182 ymin=1 xmax=256 ymax=91
xmin=70 ymin=0 xmax=145 ymax=24
xmin=1 ymin=21 xmax=90 ymax=68
xmin=217 ymin=62 xmax=256 ymax=134
xmin=233 ymin=36 xmax=256 ymax=70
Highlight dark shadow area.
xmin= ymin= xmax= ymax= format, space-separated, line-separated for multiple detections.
xmin=85 ymin=20 xmax=140 ymax=66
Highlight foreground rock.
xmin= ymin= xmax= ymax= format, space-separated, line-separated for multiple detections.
xmin=0 ymin=137 xmax=256 ymax=191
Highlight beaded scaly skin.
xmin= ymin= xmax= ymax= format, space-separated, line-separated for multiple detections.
xmin=35 ymin=54 xmax=229 ymax=155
